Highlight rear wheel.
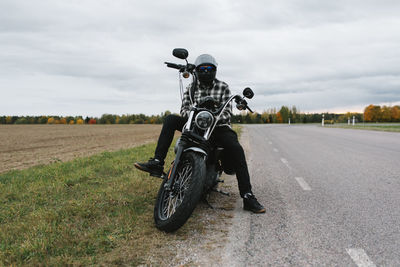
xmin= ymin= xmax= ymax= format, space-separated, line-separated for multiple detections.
xmin=154 ymin=152 xmax=205 ymax=232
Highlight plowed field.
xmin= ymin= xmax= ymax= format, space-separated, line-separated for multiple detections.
xmin=0 ymin=124 xmax=162 ymax=173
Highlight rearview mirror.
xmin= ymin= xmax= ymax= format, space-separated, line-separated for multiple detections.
xmin=173 ymin=48 xmax=188 ymax=60
xmin=243 ymin=87 xmax=254 ymax=99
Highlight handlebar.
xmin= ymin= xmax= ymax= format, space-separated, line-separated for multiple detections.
xmin=165 ymin=62 xmax=196 ymax=74
xmin=234 ymin=96 xmax=254 ymax=113
xmin=165 ymin=62 xmax=185 ymax=70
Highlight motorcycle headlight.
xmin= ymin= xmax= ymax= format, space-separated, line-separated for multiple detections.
xmin=195 ymin=111 xmax=214 ymax=130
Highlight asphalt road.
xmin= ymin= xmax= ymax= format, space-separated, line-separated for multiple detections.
xmin=223 ymin=124 xmax=400 ymax=266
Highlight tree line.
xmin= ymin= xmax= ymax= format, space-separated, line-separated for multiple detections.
xmin=1 ymin=105 xmax=399 ymax=125
xmin=0 ymin=112 xmax=172 ymax=125
xmin=363 ymin=104 xmax=400 ymax=123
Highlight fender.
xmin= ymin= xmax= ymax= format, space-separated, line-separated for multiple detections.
xmin=184 ymin=147 xmax=207 ymax=156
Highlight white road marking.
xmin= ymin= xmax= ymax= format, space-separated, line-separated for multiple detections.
xmin=295 ymin=177 xmax=312 ymax=191
xmin=346 ymin=248 xmax=376 ymax=267
xmin=280 ymin=158 xmax=291 ymax=169
xmin=273 ymin=148 xmax=278 ymax=152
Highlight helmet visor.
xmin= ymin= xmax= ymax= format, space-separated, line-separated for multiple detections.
xmin=197 ymin=65 xmax=216 ymax=72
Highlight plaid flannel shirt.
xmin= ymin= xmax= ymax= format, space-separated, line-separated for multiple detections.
xmin=180 ymin=79 xmax=232 ymax=126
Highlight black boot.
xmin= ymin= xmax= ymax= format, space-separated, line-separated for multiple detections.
xmin=134 ymin=158 xmax=164 ymax=178
xmin=243 ymin=192 xmax=266 ymax=213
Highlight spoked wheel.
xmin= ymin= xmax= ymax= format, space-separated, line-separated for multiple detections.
xmin=154 ymin=152 xmax=205 ymax=232
xmin=160 ymin=162 xmax=192 ymax=220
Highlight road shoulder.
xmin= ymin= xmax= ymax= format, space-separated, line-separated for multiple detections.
xmin=142 ymin=128 xmax=250 ymax=266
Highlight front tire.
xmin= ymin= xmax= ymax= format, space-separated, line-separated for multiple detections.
xmin=154 ymin=152 xmax=206 ymax=232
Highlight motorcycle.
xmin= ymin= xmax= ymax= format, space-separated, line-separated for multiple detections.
xmin=154 ymin=48 xmax=255 ymax=232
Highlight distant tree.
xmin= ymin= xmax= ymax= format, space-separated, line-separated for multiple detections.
xmin=279 ymin=106 xmax=290 ymax=123
xmin=4 ymin=116 xmax=18 ymax=124
xmin=291 ymin=106 xmax=298 ymax=123
xmin=243 ymin=113 xmax=251 ymax=124
xmin=392 ymin=106 xmax=400 ymax=122
xmin=118 ymin=115 xmax=128 ymax=124
xmin=100 ymin=114 xmax=115 ymax=124
xmin=261 ymin=112 xmax=269 ymax=123
xmin=249 ymin=112 xmax=262 ymax=123
xmin=364 ymin=105 xmax=381 ymax=122
xmin=15 ymin=117 xmax=28 ymax=124
xmin=337 ymin=114 xmax=348 ymax=123
xmin=39 ymin=116 xmax=48 ymax=124
xmin=76 ymin=119 xmax=84 ymax=124
xmin=47 ymin=117 xmax=55 ymax=124
xmin=301 ymin=114 xmax=307 ymax=123
xmin=11 ymin=116 xmax=18 ymax=124
xmin=134 ymin=118 xmax=144 ymax=124
xmin=276 ymin=112 xmax=283 ymax=123
xmin=269 ymin=114 xmax=275 ymax=123
xmin=381 ymin=106 xmax=392 ymax=122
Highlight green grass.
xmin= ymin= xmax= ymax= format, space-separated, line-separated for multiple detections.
xmin=1 ymin=125 xmax=244 ymax=266
xmin=232 ymin=124 xmax=242 ymax=137
xmin=327 ymin=124 xmax=400 ymax=132
xmin=0 ymin=140 xmax=205 ymax=266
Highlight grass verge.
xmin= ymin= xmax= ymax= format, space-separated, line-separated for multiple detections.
xmin=1 ymin=125 xmax=243 ymax=266
xmin=0 ymin=140 xmax=208 ymax=266
xmin=232 ymin=124 xmax=242 ymax=137
xmin=327 ymin=124 xmax=400 ymax=132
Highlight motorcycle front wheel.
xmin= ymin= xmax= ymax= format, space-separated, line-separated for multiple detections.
xmin=154 ymin=151 xmax=206 ymax=232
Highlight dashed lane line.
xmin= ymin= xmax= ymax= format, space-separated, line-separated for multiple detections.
xmin=346 ymin=248 xmax=376 ymax=267
xmin=295 ymin=177 xmax=312 ymax=191
xmin=280 ymin=158 xmax=291 ymax=169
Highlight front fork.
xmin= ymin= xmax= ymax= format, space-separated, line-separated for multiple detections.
xmin=164 ymin=143 xmax=185 ymax=191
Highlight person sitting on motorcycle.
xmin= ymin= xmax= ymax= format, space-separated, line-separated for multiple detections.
xmin=134 ymin=54 xmax=266 ymax=213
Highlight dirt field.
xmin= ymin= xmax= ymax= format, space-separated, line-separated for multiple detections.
xmin=0 ymin=124 xmax=162 ymax=173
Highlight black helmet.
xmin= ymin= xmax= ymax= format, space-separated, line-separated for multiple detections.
xmin=195 ymin=54 xmax=217 ymax=85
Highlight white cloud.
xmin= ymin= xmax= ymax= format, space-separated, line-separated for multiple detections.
xmin=1 ymin=0 xmax=400 ymax=116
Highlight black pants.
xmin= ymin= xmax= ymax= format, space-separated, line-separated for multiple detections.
xmin=154 ymin=114 xmax=252 ymax=197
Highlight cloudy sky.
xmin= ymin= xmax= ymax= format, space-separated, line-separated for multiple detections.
xmin=1 ymin=0 xmax=400 ymax=116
